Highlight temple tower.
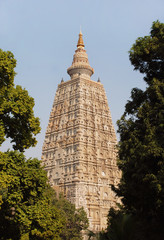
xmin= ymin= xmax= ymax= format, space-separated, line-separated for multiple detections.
xmin=42 ymin=32 xmax=120 ymax=231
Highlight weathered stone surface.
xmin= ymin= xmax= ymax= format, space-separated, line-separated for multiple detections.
xmin=42 ymin=32 xmax=120 ymax=231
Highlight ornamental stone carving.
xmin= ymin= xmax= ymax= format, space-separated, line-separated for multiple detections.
xmin=42 ymin=32 xmax=120 ymax=233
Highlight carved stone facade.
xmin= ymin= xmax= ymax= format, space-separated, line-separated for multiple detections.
xmin=42 ymin=32 xmax=120 ymax=231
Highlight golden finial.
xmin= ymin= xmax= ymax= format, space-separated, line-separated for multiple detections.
xmin=77 ymin=30 xmax=85 ymax=48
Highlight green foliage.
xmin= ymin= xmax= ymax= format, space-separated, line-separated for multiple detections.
xmin=105 ymin=208 xmax=135 ymax=240
xmin=115 ymin=21 xmax=164 ymax=240
xmin=0 ymin=49 xmax=16 ymax=91
xmin=87 ymin=230 xmax=105 ymax=240
xmin=98 ymin=208 xmax=136 ymax=240
xmin=0 ymin=151 xmax=62 ymax=239
xmin=129 ymin=20 xmax=164 ymax=84
xmin=0 ymin=151 xmax=88 ymax=240
xmin=0 ymin=49 xmax=40 ymax=151
xmin=28 ymin=199 xmax=63 ymax=240
xmin=52 ymin=193 xmax=89 ymax=240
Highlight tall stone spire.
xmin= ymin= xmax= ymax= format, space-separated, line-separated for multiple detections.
xmin=67 ymin=31 xmax=94 ymax=79
xmin=42 ymin=32 xmax=121 ymax=234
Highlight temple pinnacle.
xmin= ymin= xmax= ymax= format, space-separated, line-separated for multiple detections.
xmin=67 ymin=32 xmax=94 ymax=78
xmin=77 ymin=30 xmax=85 ymax=48
xmin=42 ymin=32 xmax=120 ymax=233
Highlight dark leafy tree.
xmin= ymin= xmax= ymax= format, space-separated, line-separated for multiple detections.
xmin=115 ymin=20 xmax=164 ymax=240
xmin=105 ymin=208 xmax=136 ymax=240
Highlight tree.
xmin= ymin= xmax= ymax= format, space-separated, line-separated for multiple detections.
xmin=101 ymin=208 xmax=136 ymax=240
xmin=129 ymin=21 xmax=164 ymax=84
xmin=0 ymin=49 xmax=40 ymax=151
xmin=115 ymin=21 xmax=164 ymax=239
xmin=0 ymin=151 xmax=88 ymax=240
xmin=0 ymin=151 xmax=64 ymax=240
xmin=87 ymin=230 xmax=105 ymax=240
xmin=52 ymin=193 xmax=89 ymax=240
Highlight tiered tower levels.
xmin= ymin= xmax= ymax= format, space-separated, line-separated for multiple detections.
xmin=42 ymin=32 xmax=121 ymax=231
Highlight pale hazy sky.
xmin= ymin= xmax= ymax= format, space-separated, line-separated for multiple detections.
xmin=0 ymin=0 xmax=164 ymax=159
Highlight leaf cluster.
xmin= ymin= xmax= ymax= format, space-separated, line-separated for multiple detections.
xmin=0 ymin=49 xmax=40 ymax=151
xmin=129 ymin=20 xmax=164 ymax=84
xmin=51 ymin=193 xmax=89 ymax=240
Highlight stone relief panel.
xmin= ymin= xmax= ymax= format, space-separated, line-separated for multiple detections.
xmin=42 ymin=77 xmax=120 ymax=231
